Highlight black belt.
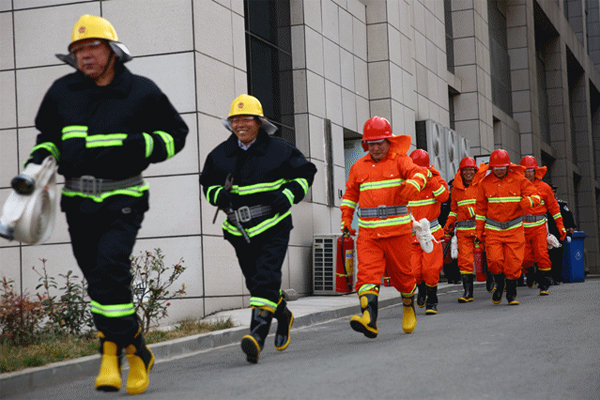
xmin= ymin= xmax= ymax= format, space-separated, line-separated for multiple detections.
xmin=486 ymin=216 xmax=523 ymax=230
xmin=358 ymin=205 xmax=408 ymax=218
xmin=227 ymin=205 xmax=273 ymax=225
xmin=523 ymin=214 xmax=546 ymax=222
xmin=456 ymin=220 xmax=476 ymax=228
xmin=64 ymin=174 xmax=143 ymax=195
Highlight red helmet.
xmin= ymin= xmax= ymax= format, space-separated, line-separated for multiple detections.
xmin=410 ymin=149 xmax=430 ymax=167
xmin=363 ymin=116 xmax=392 ymax=140
xmin=489 ymin=149 xmax=510 ymax=167
xmin=520 ymin=155 xmax=538 ymax=169
xmin=459 ymin=157 xmax=478 ymax=170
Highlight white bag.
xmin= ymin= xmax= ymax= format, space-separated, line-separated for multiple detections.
xmin=0 ymin=156 xmax=59 ymax=244
xmin=411 ymin=215 xmax=436 ymax=253
xmin=547 ymin=233 xmax=561 ymax=249
xmin=451 ymin=234 xmax=458 ymax=259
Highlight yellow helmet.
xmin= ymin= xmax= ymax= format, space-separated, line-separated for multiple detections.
xmin=69 ymin=14 xmax=118 ymax=50
xmin=57 ymin=15 xmax=131 ymax=67
xmin=228 ymin=94 xmax=264 ymax=118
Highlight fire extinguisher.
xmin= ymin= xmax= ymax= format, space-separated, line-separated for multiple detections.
xmin=337 ymin=230 xmax=354 ymax=293
xmin=442 ymin=234 xmax=453 ymax=264
xmin=473 ymin=241 xmax=486 ymax=282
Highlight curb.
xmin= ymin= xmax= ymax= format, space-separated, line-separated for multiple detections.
xmin=0 ymin=282 xmax=467 ymax=398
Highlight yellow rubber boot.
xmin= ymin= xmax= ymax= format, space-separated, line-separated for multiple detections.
xmin=350 ymin=289 xmax=378 ymax=338
xmin=402 ymin=294 xmax=417 ymax=334
xmin=125 ymin=328 xmax=155 ymax=395
xmin=95 ymin=332 xmax=122 ymax=392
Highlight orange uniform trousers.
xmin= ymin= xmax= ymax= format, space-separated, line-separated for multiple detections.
xmin=485 ymin=228 xmax=525 ymax=280
xmin=457 ymin=232 xmax=476 ymax=274
xmin=522 ymin=224 xmax=552 ymax=272
xmin=411 ymin=241 xmax=443 ymax=287
xmin=356 ymin=233 xmax=416 ymax=296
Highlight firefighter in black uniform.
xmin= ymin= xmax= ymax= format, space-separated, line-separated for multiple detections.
xmin=22 ymin=15 xmax=188 ymax=394
xmin=200 ymin=94 xmax=317 ymax=364
xmin=547 ymin=185 xmax=577 ymax=283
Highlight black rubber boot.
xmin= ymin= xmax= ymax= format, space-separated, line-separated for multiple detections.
xmin=95 ymin=332 xmax=122 ymax=392
xmin=274 ymin=297 xmax=294 ymax=350
xmin=124 ymin=327 xmax=155 ymax=395
xmin=486 ymin=270 xmax=495 ymax=293
xmin=525 ymin=266 xmax=536 ymax=288
xmin=538 ymin=270 xmax=550 ymax=296
xmin=416 ymin=281 xmax=427 ymax=308
xmin=350 ymin=289 xmax=378 ymax=338
xmin=506 ymin=279 xmax=520 ymax=305
xmin=492 ymin=273 xmax=505 ymax=304
xmin=425 ymin=285 xmax=438 ymax=315
xmin=241 ymin=307 xmax=274 ymax=363
xmin=458 ymin=274 xmax=474 ymax=303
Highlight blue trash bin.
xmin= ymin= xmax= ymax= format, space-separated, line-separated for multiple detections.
xmin=562 ymin=231 xmax=587 ymax=283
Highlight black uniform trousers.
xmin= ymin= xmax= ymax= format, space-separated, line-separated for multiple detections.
xmin=65 ymin=205 xmax=144 ymax=344
xmin=226 ymin=220 xmax=291 ymax=305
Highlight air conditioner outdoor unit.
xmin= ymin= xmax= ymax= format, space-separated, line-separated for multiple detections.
xmin=313 ymin=234 xmax=354 ymax=295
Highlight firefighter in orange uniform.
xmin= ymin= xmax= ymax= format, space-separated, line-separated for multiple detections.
xmin=475 ymin=150 xmax=541 ymax=305
xmin=341 ymin=116 xmax=428 ymax=338
xmin=519 ymin=156 xmax=567 ymax=295
xmin=443 ymin=157 xmax=490 ymax=303
xmin=409 ymin=150 xmax=448 ymax=315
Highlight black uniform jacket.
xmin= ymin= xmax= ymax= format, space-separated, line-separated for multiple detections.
xmin=200 ymin=129 xmax=317 ymax=239
xmin=28 ymin=63 xmax=188 ymax=213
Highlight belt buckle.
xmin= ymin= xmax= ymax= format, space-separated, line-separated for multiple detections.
xmin=501 ymin=221 xmax=509 ymax=229
xmin=80 ymin=175 xmax=101 ymax=195
xmin=377 ymin=205 xmax=387 ymax=219
xmin=235 ymin=206 xmax=252 ymax=223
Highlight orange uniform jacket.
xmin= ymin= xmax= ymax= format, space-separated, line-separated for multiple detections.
xmin=409 ymin=168 xmax=448 ymax=242
xmin=524 ymin=175 xmax=566 ymax=238
xmin=475 ymin=165 xmax=541 ymax=239
xmin=341 ymin=152 xmax=428 ymax=239
xmin=444 ymin=169 xmax=485 ymax=237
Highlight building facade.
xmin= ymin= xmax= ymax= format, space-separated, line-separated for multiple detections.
xmin=1 ymin=0 xmax=598 ymax=326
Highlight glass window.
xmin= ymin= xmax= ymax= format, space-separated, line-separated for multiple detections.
xmin=245 ymin=0 xmax=295 ymax=144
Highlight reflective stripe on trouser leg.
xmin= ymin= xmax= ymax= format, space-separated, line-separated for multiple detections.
xmin=356 ymin=233 xmax=415 ymax=295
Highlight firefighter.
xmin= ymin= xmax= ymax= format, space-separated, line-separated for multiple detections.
xmin=22 ymin=15 xmax=189 ymax=394
xmin=443 ymin=157 xmax=491 ymax=303
xmin=409 ymin=150 xmax=449 ymax=315
xmin=475 ymin=150 xmax=541 ymax=305
xmin=341 ymin=116 xmax=428 ymax=337
xmin=519 ymin=156 xmax=567 ymax=295
xmin=547 ymin=185 xmax=577 ymax=283
xmin=200 ymin=94 xmax=316 ymax=364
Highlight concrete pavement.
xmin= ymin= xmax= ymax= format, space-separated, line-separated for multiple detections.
xmin=0 ymin=281 xmax=469 ymax=398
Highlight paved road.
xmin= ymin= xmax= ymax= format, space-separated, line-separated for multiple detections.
xmin=5 ymin=280 xmax=600 ymax=400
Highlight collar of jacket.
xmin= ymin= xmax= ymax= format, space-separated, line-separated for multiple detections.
xmin=223 ymin=128 xmax=270 ymax=157
xmin=68 ymin=62 xmax=131 ymax=97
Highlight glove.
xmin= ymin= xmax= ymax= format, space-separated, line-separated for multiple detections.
xmin=342 ymin=222 xmax=356 ymax=236
xmin=443 ymin=222 xmax=454 ymax=236
xmin=272 ymin=190 xmax=293 ymax=214
xmin=215 ymin=189 xmax=232 ymax=209
xmin=560 ymin=229 xmax=567 ymax=242
xmin=398 ymin=182 xmax=419 ymax=204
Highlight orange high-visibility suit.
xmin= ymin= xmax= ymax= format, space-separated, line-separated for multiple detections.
xmin=341 ymin=141 xmax=428 ymax=296
xmin=475 ymin=165 xmax=541 ymax=279
xmin=443 ymin=168 xmax=485 ymax=274
xmin=410 ymin=168 xmax=448 ymax=287
xmin=521 ymin=168 xmax=566 ymax=274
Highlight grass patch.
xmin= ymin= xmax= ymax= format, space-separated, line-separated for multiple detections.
xmin=0 ymin=317 xmax=234 ymax=374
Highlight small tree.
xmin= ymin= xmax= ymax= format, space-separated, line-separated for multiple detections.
xmin=0 ymin=277 xmax=46 ymax=346
xmin=130 ymin=249 xmax=186 ymax=333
